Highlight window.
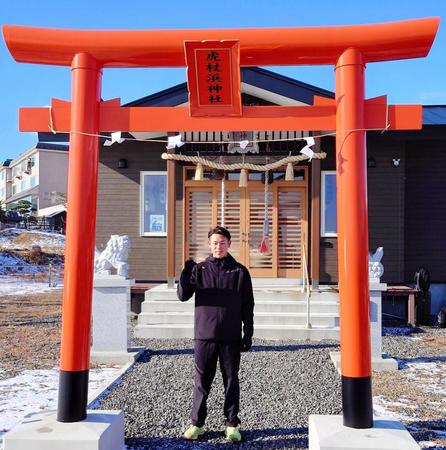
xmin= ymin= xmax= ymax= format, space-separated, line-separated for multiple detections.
xmin=0 ymin=187 xmax=4 ymax=198
xmin=140 ymin=171 xmax=167 ymax=236
xmin=0 ymin=171 xmax=4 ymax=181
xmin=321 ymin=171 xmax=337 ymax=236
xmin=12 ymin=184 xmax=16 ymax=195
xmin=21 ymin=180 xmax=26 ymax=192
xmin=30 ymin=176 xmax=36 ymax=188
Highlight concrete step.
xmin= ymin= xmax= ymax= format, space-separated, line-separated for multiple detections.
xmin=253 ymin=291 xmax=337 ymax=302
xmin=134 ymin=323 xmax=339 ymax=341
xmin=136 ymin=283 xmax=339 ymax=341
xmin=253 ymin=325 xmax=339 ymax=341
xmin=141 ymin=299 xmax=339 ymax=314
xmin=144 ymin=284 xmax=339 ymax=303
xmin=138 ymin=311 xmax=339 ymax=327
xmin=252 ymin=278 xmax=304 ymax=286
xmin=134 ymin=323 xmax=194 ymax=339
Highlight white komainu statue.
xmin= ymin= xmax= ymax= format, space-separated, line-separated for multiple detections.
xmin=369 ymin=246 xmax=384 ymax=281
xmin=94 ymin=235 xmax=130 ymax=278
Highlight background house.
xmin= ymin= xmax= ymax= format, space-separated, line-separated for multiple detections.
xmin=1 ymin=143 xmax=68 ymax=229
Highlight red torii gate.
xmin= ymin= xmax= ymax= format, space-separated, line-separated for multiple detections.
xmin=3 ymin=18 xmax=439 ymax=429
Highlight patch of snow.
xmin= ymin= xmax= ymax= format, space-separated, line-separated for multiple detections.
xmin=0 ymin=228 xmax=65 ymax=251
xmin=382 ymin=326 xmax=415 ymax=336
xmin=0 ymin=253 xmax=46 ymax=276
xmin=373 ymin=395 xmax=417 ymax=421
xmin=0 ymin=229 xmax=64 ymax=281
xmin=405 ymin=360 xmax=446 ymax=398
xmin=419 ymin=441 xmax=439 ymax=448
xmin=0 ymin=275 xmax=63 ymax=295
xmin=0 ymin=366 xmax=120 ymax=445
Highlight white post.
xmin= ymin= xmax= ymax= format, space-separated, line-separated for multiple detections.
xmin=303 ymin=242 xmax=312 ymax=328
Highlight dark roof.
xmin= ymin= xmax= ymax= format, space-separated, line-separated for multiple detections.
xmin=241 ymin=67 xmax=334 ymax=103
xmin=2 ymin=159 xmax=12 ymax=167
xmin=125 ymin=82 xmax=188 ymax=107
xmin=36 ymin=142 xmax=69 ymax=151
xmin=125 ymin=67 xmax=334 ymax=107
xmin=422 ymin=106 xmax=446 ymax=125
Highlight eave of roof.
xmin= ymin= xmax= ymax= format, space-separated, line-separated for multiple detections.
xmin=422 ymin=105 xmax=446 ymax=126
xmin=5 ymin=186 xmax=39 ymax=204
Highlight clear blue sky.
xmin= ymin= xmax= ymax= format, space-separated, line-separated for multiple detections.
xmin=1 ymin=0 xmax=445 ymax=162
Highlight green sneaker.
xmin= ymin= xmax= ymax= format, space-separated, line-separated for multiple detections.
xmin=183 ymin=425 xmax=205 ymax=440
xmin=225 ymin=426 xmax=242 ymax=442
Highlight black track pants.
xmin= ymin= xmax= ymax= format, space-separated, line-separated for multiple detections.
xmin=191 ymin=339 xmax=241 ymax=427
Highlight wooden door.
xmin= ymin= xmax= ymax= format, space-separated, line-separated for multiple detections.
xmin=184 ymin=187 xmax=214 ymax=263
xmin=185 ymin=181 xmax=307 ymax=278
xmin=217 ymin=188 xmax=242 ymax=262
xmin=245 ymin=186 xmax=274 ymax=277
xmin=277 ymin=187 xmax=307 ymax=278
xmin=184 ymin=182 xmax=243 ymax=263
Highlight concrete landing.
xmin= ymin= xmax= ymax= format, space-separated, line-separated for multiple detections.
xmin=309 ymin=415 xmax=420 ymax=450
xmin=329 ymin=351 xmax=398 ymax=372
xmin=90 ymin=346 xmax=145 ymax=365
xmin=3 ymin=410 xmax=124 ymax=450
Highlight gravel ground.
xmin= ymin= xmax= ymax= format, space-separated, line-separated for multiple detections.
xmin=95 ymin=336 xmax=341 ymax=449
xmin=92 ymin=324 xmax=446 ymax=449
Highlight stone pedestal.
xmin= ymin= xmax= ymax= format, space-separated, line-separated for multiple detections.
xmin=330 ymin=280 xmax=398 ymax=372
xmin=91 ymin=275 xmax=138 ymax=365
xmin=3 ymin=410 xmax=124 ymax=450
xmin=369 ymin=280 xmax=398 ymax=370
xmin=309 ymin=415 xmax=420 ymax=450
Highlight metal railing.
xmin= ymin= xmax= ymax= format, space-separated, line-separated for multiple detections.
xmin=301 ymin=238 xmax=312 ymax=329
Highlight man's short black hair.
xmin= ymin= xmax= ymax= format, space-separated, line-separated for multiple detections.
xmin=208 ymin=226 xmax=231 ymax=241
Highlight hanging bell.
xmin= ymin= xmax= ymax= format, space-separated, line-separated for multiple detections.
xmin=285 ymin=162 xmax=294 ymax=181
xmin=239 ymin=168 xmax=248 ymax=187
xmin=194 ymin=163 xmax=204 ymax=181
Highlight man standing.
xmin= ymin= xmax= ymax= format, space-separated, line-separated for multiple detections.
xmin=177 ymin=226 xmax=254 ymax=442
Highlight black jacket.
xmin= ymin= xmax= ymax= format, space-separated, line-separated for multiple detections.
xmin=177 ymin=254 xmax=254 ymax=341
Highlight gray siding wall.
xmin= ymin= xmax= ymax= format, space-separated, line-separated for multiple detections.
xmin=96 ymin=141 xmax=184 ymax=281
xmin=319 ymin=135 xmax=406 ymax=284
xmin=405 ymin=139 xmax=446 ymax=282
xmin=367 ymin=136 xmax=405 ymax=283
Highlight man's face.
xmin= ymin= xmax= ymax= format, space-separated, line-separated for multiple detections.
xmin=208 ymin=233 xmax=231 ymax=258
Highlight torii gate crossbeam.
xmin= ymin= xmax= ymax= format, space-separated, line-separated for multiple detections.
xmin=2 ymin=18 xmax=439 ymax=430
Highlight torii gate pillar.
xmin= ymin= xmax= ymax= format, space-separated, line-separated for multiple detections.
xmin=335 ymin=48 xmax=372 ymax=428
xmin=57 ymin=53 xmax=101 ymax=422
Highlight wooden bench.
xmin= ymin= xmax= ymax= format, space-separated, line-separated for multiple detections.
xmin=130 ymin=283 xmax=156 ymax=295
xmin=382 ymin=285 xmax=419 ymax=326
